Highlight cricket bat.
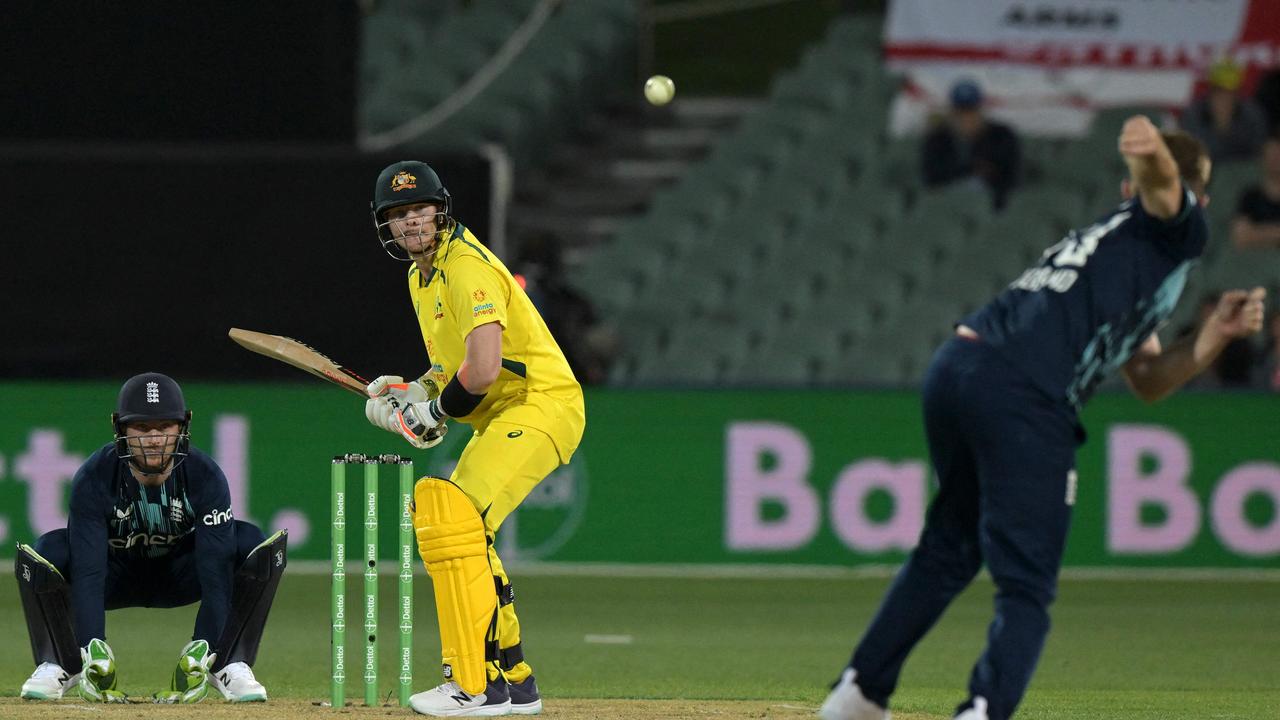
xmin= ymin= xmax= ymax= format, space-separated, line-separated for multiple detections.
xmin=228 ymin=328 xmax=371 ymax=396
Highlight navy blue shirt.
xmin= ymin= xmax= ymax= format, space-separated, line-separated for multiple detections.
xmin=67 ymin=444 xmax=236 ymax=646
xmin=963 ymin=187 xmax=1207 ymax=412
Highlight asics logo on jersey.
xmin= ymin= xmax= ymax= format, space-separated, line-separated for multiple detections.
xmin=146 ymin=382 xmax=160 ymax=403
xmin=507 ymin=430 xmax=523 ymax=439
xmin=202 ymin=506 xmax=233 ymax=526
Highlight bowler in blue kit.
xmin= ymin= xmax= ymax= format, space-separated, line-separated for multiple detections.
xmin=15 ymin=373 xmax=288 ymax=703
xmin=819 ymin=118 xmax=1267 ymax=720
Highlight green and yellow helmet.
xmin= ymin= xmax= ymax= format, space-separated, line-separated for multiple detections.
xmin=370 ymin=160 xmax=452 ymax=260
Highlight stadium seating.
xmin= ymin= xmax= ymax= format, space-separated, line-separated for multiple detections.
xmin=361 ymin=7 xmax=1272 ymax=389
xmin=584 ymin=9 xmax=1278 ymax=389
xmin=358 ymin=0 xmax=636 ymax=166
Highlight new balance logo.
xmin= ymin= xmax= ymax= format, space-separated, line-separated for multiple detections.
xmin=452 ymin=693 xmax=471 ymax=706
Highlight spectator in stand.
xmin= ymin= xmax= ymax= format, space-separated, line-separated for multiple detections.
xmin=1181 ymin=58 xmax=1268 ymax=162
xmin=921 ymin=79 xmax=1021 ymax=211
xmin=1231 ymin=134 xmax=1280 ymax=250
xmin=515 ymin=232 xmax=616 ymax=385
xmin=1254 ymin=67 xmax=1280 ymax=136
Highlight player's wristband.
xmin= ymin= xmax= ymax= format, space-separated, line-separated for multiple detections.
xmin=435 ymin=376 xmax=486 ymax=419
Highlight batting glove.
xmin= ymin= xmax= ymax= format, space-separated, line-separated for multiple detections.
xmin=365 ymin=375 xmax=447 ymax=449
xmin=367 ymin=375 xmax=430 ymax=404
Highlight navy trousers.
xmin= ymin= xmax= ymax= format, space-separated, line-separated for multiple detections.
xmin=36 ymin=520 xmax=264 ymax=644
xmin=849 ymin=337 xmax=1077 ymax=720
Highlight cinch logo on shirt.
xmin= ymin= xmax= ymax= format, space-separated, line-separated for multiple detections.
xmin=109 ymin=532 xmax=185 ymax=549
xmin=473 ymin=302 xmax=495 ymax=317
xmin=202 ymin=506 xmax=233 ymax=526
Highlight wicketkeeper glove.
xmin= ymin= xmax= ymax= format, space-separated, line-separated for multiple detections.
xmin=78 ymin=638 xmax=130 ymax=703
xmin=152 ymin=639 xmax=215 ymax=704
xmin=365 ymin=375 xmax=448 ymax=449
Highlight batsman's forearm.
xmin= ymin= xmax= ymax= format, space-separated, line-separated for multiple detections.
xmin=428 ymin=374 xmax=487 ymax=420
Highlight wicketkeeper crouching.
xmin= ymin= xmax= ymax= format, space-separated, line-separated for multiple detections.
xmin=15 ymin=372 xmax=287 ymax=703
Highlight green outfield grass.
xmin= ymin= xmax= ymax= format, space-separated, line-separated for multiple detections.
xmin=0 ymin=570 xmax=1275 ymax=718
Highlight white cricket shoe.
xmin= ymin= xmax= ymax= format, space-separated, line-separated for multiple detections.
xmin=409 ymin=679 xmax=511 ymax=717
xmin=210 ymin=662 xmax=267 ymax=702
xmin=955 ymin=696 xmax=989 ymax=719
xmin=507 ymin=675 xmax=543 ymax=715
xmin=20 ymin=662 xmax=78 ymax=700
xmin=818 ymin=668 xmax=891 ymax=720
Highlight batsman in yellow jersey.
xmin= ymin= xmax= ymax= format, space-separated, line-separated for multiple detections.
xmin=363 ymin=161 xmax=585 ymax=717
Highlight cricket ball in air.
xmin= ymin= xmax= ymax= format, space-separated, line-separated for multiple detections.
xmin=644 ymin=75 xmax=675 ymax=106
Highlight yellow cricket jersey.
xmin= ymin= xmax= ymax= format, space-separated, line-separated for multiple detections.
xmin=407 ymin=223 xmax=584 ymax=462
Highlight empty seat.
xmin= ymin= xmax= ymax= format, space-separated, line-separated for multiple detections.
xmin=911 ymin=184 xmax=995 ymax=233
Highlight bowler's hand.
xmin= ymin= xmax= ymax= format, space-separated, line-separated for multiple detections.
xmin=1208 ymin=287 xmax=1266 ymax=339
xmin=1118 ymin=115 xmax=1162 ymax=158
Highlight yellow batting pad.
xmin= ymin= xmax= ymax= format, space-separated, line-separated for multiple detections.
xmin=414 ymin=477 xmax=496 ymax=696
